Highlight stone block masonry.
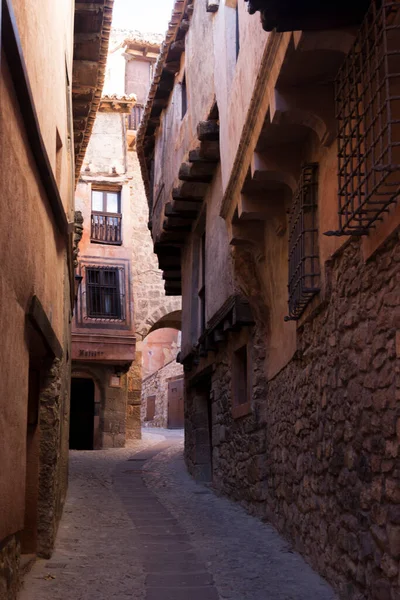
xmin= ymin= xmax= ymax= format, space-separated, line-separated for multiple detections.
xmin=186 ymin=231 xmax=400 ymax=600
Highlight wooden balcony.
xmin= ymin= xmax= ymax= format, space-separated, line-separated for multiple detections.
xmin=91 ymin=212 xmax=122 ymax=245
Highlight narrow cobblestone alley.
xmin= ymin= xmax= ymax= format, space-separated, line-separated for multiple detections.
xmin=19 ymin=430 xmax=337 ymax=600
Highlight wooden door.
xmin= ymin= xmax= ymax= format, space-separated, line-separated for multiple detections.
xmin=167 ymin=378 xmax=184 ymax=429
xmin=146 ymin=395 xmax=156 ymax=421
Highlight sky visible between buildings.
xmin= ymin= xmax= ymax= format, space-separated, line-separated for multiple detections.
xmin=112 ymin=0 xmax=175 ymax=34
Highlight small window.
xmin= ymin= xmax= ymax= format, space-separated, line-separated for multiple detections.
xmin=91 ymin=189 xmax=122 ymax=245
xmin=181 ymin=74 xmax=187 ymax=119
xmin=86 ymin=267 xmax=123 ymax=319
xmin=233 ymin=345 xmax=248 ymax=406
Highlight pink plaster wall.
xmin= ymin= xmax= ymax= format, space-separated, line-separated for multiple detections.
xmin=0 ymin=0 xmax=74 ymax=542
xmin=142 ymin=328 xmax=181 ymax=379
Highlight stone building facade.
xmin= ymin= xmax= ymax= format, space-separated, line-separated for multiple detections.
xmin=141 ymin=328 xmax=184 ymax=427
xmin=137 ymin=1 xmax=400 ymax=598
xmin=0 ymin=0 xmax=112 ymax=596
xmin=72 ymin=29 xmax=181 ymax=448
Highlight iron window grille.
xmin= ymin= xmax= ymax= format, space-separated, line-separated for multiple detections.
xmin=84 ymin=266 xmax=125 ymax=321
xmin=285 ymin=164 xmax=320 ymax=321
xmin=326 ymin=0 xmax=400 ymax=237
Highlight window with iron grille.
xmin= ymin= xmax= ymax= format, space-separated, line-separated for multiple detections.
xmin=85 ymin=267 xmax=124 ymax=320
xmin=326 ymin=0 xmax=400 ymax=237
xmin=285 ymin=164 xmax=320 ymax=321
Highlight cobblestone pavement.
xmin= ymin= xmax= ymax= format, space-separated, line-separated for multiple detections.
xmin=20 ymin=430 xmax=337 ymax=600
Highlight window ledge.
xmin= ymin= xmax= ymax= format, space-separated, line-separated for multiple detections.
xmin=232 ymin=401 xmax=251 ymax=420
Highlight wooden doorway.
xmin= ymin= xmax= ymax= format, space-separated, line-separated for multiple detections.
xmin=145 ymin=395 xmax=156 ymax=421
xmin=167 ymin=377 xmax=184 ymax=429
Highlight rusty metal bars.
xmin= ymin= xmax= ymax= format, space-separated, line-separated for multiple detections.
xmin=285 ymin=164 xmax=320 ymax=321
xmin=84 ymin=266 xmax=125 ymax=320
xmin=327 ymin=0 xmax=400 ymax=236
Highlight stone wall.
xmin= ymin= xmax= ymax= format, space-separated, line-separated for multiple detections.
xmin=127 ymin=147 xmax=181 ymax=434
xmin=186 ymin=232 xmax=399 ymax=600
xmin=141 ymin=359 xmax=183 ymax=428
xmin=38 ymin=354 xmax=71 ymax=558
xmin=128 ymin=149 xmax=181 ymax=342
xmin=0 ymin=536 xmax=20 ymax=600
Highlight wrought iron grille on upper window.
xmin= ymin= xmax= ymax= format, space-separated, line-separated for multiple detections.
xmin=285 ymin=164 xmax=320 ymax=321
xmin=326 ymin=0 xmax=400 ymax=237
xmin=85 ymin=266 xmax=125 ymax=320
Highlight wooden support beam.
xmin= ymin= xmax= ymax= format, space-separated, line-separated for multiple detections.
xmin=179 ymin=19 xmax=190 ymax=32
xmin=164 ymin=61 xmax=180 ymax=74
xmin=170 ymin=199 xmax=202 ymax=213
xmin=165 ymin=202 xmax=198 ymax=220
xmin=72 ymin=59 xmax=99 ymax=89
xmin=167 ymin=38 xmax=185 ymax=61
xmin=189 ymin=142 xmax=220 ymax=162
xmin=154 ymin=243 xmax=181 ymax=257
xmin=178 ymin=162 xmax=215 ymax=183
xmin=163 ymin=220 xmax=192 ymax=232
xmin=172 ymin=181 xmax=209 ymax=201
xmin=197 ymin=120 xmax=219 ymax=141
xmin=157 ymin=231 xmax=187 ymax=245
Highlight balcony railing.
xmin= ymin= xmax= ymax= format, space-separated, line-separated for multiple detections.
xmin=128 ymin=104 xmax=144 ymax=130
xmin=91 ymin=212 xmax=122 ymax=245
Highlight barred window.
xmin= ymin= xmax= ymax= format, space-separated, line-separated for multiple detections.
xmin=327 ymin=0 xmax=400 ymax=236
xmin=86 ymin=267 xmax=124 ymax=320
xmin=285 ymin=164 xmax=320 ymax=321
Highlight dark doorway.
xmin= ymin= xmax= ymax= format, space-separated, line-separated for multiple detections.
xmin=69 ymin=378 xmax=95 ymax=450
xmin=192 ymin=374 xmax=213 ymax=482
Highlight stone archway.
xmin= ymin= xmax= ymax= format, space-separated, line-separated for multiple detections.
xmin=136 ymin=299 xmax=182 ymax=341
xmin=128 ymin=308 xmax=183 ymax=433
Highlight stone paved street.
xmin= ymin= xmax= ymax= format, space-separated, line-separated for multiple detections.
xmin=19 ymin=430 xmax=337 ymax=600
